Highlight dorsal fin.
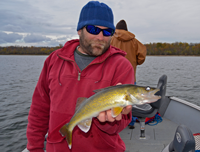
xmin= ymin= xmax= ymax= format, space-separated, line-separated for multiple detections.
xmin=93 ymin=88 xmax=104 ymax=93
xmin=93 ymin=86 xmax=114 ymax=93
xmin=76 ymin=97 xmax=87 ymax=111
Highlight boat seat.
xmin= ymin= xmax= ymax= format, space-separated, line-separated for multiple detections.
xmin=162 ymin=124 xmax=195 ymax=152
xmin=131 ymin=74 xmax=167 ymax=139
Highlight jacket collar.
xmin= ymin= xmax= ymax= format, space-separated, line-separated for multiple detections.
xmin=57 ymin=39 xmax=126 ymax=63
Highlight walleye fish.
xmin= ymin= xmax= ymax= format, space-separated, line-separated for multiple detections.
xmin=60 ymin=84 xmax=161 ymax=149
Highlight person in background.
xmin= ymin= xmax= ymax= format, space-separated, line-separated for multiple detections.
xmin=111 ymin=19 xmax=147 ymax=85
xmin=111 ymin=20 xmax=146 ymax=129
xmin=26 ymin=1 xmax=134 ymax=152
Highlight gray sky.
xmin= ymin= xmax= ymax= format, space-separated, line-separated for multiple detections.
xmin=0 ymin=0 xmax=200 ymax=47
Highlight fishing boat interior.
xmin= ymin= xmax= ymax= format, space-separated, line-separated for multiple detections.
xmin=120 ymin=74 xmax=200 ymax=152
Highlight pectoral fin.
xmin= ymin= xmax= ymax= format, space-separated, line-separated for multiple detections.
xmin=111 ymin=107 xmax=124 ymax=117
xmin=78 ymin=118 xmax=92 ymax=133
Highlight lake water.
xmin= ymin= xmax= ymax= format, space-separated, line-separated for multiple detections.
xmin=0 ymin=55 xmax=200 ymax=152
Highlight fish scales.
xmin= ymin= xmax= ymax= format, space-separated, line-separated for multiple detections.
xmin=72 ymin=90 xmax=125 ymax=124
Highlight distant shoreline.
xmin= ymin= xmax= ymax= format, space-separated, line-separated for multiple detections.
xmin=1 ymin=42 xmax=200 ymax=56
xmin=0 ymin=54 xmax=200 ymax=57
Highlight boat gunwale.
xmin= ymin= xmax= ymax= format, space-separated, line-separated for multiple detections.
xmin=170 ymin=96 xmax=200 ymax=111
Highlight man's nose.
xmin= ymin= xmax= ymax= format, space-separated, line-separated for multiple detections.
xmin=96 ymin=31 xmax=104 ymax=40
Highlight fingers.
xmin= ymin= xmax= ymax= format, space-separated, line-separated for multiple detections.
xmin=97 ymin=110 xmax=115 ymax=122
xmin=115 ymin=113 xmax=122 ymax=121
xmin=97 ymin=111 xmax=107 ymax=122
xmin=97 ymin=106 xmax=132 ymax=122
xmin=106 ymin=110 xmax=116 ymax=122
xmin=116 ymin=83 xmax=122 ymax=85
xmin=97 ymin=109 xmax=123 ymax=122
xmin=122 ymin=105 xmax=132 ymax=115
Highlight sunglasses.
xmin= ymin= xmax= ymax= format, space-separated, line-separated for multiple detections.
xmin=85 ymin=25 xmax=114 ymax=36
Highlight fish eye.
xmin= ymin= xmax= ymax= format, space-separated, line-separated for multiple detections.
xmin=146 ymin=86 xmax=150 ymax=91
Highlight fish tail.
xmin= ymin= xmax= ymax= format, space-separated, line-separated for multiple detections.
xmin=60 ymin=123 xmax=73 ymax=149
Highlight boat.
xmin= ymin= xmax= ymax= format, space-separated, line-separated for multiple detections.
xmin=119 ymin=74 xmax=200 ymax=152
xmin=22 ymin=75 xmax=200 ymax=152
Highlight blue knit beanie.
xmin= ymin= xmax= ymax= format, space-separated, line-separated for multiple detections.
xmin=77 ymin=1 xmax=115 ymax=31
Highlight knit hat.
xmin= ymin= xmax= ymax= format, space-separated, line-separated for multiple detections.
xmin=77 ymin=1 xmax=115 ymax=31
xmin=116 ymin=20 xmax=128 ymax=31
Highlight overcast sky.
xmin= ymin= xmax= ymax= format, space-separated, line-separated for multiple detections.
xmin=0 ymin=0 xmax=200 ymax=47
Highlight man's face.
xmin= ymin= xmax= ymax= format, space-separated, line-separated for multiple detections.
xmin=78 ymin=26 xmax=112 ymax=56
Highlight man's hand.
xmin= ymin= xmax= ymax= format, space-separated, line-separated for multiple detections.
xmin=97 ymin=83 xmax=133 ymax=123
xmin=97 ymin=105 xmax=132 ymax=122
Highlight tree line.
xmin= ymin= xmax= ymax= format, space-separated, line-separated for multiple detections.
xmin=0 ymin=42 xmax=200 ymax=55
xmin=145 ymin=42 xmax=200 ymax=56
xmin=0 ymin=44 xmax=63 ymax=55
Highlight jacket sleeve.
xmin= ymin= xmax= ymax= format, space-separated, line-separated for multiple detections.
xmin=136 ymin=39 xmax=147 ymax=65
xmin=26 ymin=58 xmax=51 ymax=152
xmin=93 ymin=60 xmax=134 ymax=134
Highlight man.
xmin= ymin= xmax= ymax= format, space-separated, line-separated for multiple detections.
xmin=111 ymin=20 xmax=146 ymax=84
xmin=26 ymin=1 xmax=135 ymax=152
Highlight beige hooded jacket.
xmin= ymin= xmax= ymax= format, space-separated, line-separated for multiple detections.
xmin=111 ymin=29 xmax=147 ymax=83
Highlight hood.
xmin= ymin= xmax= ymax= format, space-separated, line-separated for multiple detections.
xmin=113 ymin=29 xmax=135 ymax=42
xmin=57 ymin=39 xmax=127 ymax=61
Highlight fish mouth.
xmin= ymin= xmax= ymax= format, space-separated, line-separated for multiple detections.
xmin=142 ymin=89 xmax=161 ymax=104
xmin=149 ymin=88 xmax=160 ymax=96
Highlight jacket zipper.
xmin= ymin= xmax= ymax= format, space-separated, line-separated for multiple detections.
xmin=78 ymin=72 xmax=81 ymax=81
xmin=57 ymin=54 xmax=81 ymax=81
xmin=57 ymin=53 xmax=110 ymax=81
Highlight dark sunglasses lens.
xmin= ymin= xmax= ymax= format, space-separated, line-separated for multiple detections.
xmin=86 ymin=25 xmax=113 ymax=36
xmin=86 ymin=25 xmax=100 ymax=35
xmin=103 ymin=29 xmax=113 ymax=36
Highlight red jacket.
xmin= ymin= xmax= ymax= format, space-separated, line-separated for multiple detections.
xmin=27 ymin=39 xmax=135 ymax=152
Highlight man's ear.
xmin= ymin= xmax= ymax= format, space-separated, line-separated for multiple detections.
xmin=77 ymin=30 xmax=81 ymax=36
